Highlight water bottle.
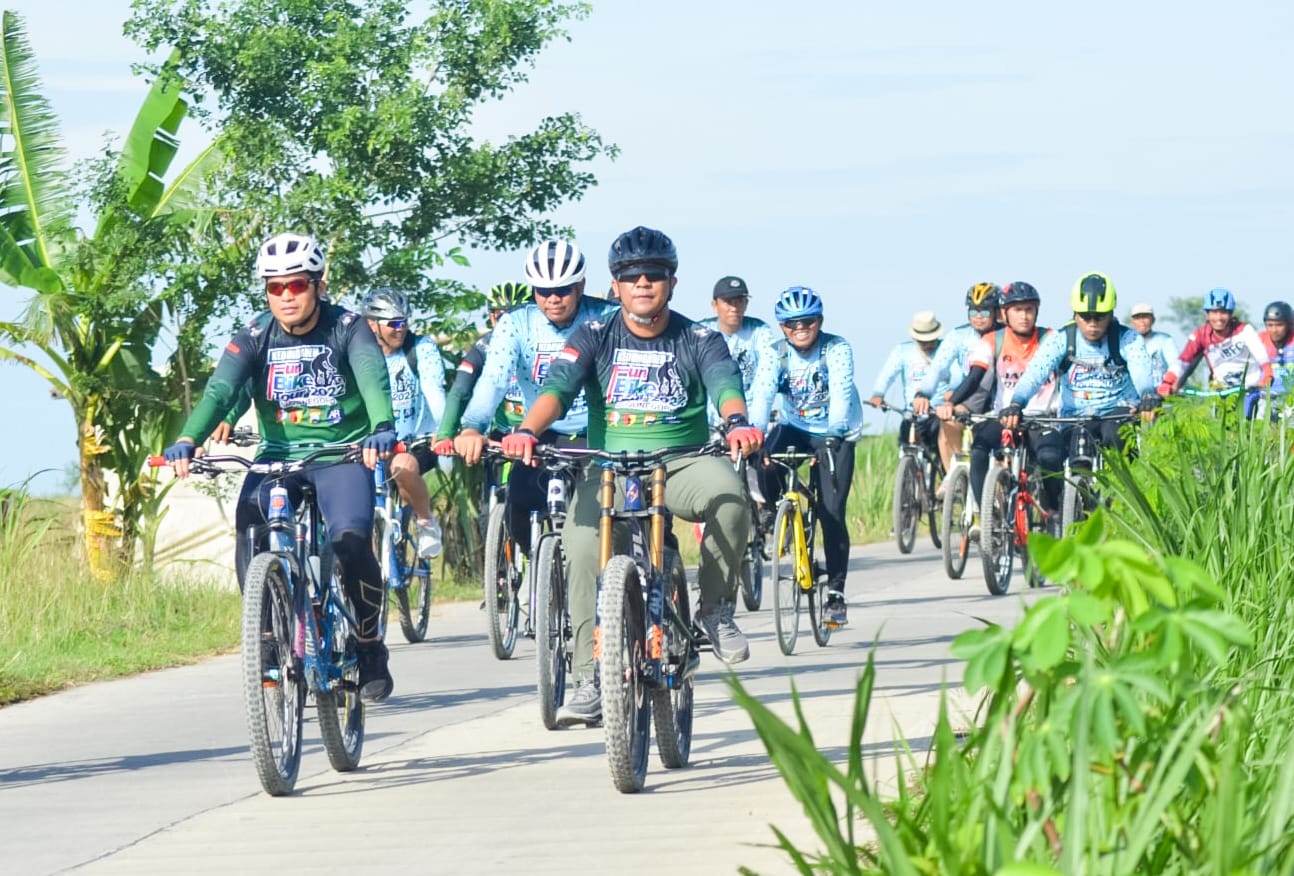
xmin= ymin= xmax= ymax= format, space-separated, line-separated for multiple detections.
xmin=546 ymin=475 xmax=567 ymax=516
xmin=267 ymin=485 xmax=292 ymax=552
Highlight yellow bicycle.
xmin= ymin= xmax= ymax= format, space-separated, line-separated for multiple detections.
xmin=768 ymin=447 xmax=833 ymax=655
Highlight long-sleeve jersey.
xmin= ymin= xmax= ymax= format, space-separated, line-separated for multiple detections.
xmin=384 ymin=334 xmax=447 ymax=440
xmin=1259 ymin=330 xmax=1294 ymax=395
xmin=1164 ymin=321 xmax=1271 ymax=391
xmin=917 ymin=323 xmax=979 ymax=399
xmin=870 ymin=340 xmax=940 ymax=407
xmin=461 ymin=297 xmax=618 ymax=436
xmin=437 ymin=331 xmax=521 ymax=439
xmin=696 ymin=315 xmax=779 ymax=428
xmin=1010 ymin=323 xmax=1156 ymax=416
xmin=1141 ymin=330 xmax=1180 ymax=385
xmin=539 ymin=311 xmax=744 ymax=451
xmin=179 ymin=304 xmax=393 ymax=460
xmin=749 ymin=332 xmax=863 ymax=439
xmin=962 ymin=327 xmax=1056 ymax=415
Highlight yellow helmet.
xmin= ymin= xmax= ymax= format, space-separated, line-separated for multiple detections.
xmin=965 ymin=282 xmax=1000 ymax=308
xmin=1070 ymin=272 xmax=1117 ymax=314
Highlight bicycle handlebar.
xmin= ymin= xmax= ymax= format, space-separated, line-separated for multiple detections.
xmin=147 ymin=444 xmax=362 ymax=475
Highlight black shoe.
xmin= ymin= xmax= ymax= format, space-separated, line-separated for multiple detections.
xmin=356 ymin=640 xmax=394 ymax=703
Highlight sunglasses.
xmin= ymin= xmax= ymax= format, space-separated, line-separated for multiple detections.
xmin=614 ymin=267 xmax=673 ymax=283
xmin=382 ymin=318 xmax=408 ymax=330
xmin=534 ymin=284 xmax=578 ymax=299
xmin=1075 ymin=311 xmax=1112 ymax=322
xmin=968 ymin=307 xmax=995 ymax=319
xmin=782 ymin=317 xmax=818 ymax=330
xmin=267 ymin=278 xmax=313 ymax=296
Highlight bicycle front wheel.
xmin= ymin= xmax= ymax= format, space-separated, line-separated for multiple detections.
xmin=926 ymin=459 xmax=943 ymax=550
xmin=1060 ymin=476 xmax=1088 ymax=536
xmin=394 ymin=505 xmax=432 ymax=643
xmin=652 ymin=550 xmax=694 ymax=769
xmin=941 ymin=465 xmax=971 ymax=579
xmin=771 ymin=500 xmax=802 ymax=655
xmin=893 ymin=455 xmax=920 ymax=554
xmin=740 ymin=528 xmax=763 ymax=612
xmin=534 ymin=534 xmax=568 ymax=731
xmin=599 ymin=556 xmax=652 ymax=793
xmin=980 ymin=466 xmax=1015 ymax=596
xmin=483 ymin=503 xmax=520 ymax=660
xmin=316 ymin=570 xmax=364 ymax=772
xmin=241 ymin=553 xmax=304 ymax=797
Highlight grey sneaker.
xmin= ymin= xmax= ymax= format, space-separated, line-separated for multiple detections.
xmin=697 ymin=601 xmax=750 ymax=665
xmin=415 ymin=517 xmax=443 ymax=559
xmin=556 ymin=677 xmax=601 ymax=726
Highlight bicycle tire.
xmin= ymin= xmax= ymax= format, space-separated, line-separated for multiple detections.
xmin=315 ymin=565 xmax=364 ymax=772
xmin=599 ymin=555 xmax=652 ymax=793
xmin=241 ymin=553 xmax=304 ymax=796
xmin=893 ymin=455 xmax=920 ymax=554
xmin=926 ymin=458 xmax=943 ymax=550
xmin=941 ymin=465 xmax=971 ymax=579
xmin=808 ymin=578 xmax=832 ymax=647
xmin=1060 ymin=476 xmax=1087 ymax=536
xmin=483 ymin=503 xmax=519 ymax=660
xmin=771 ymin=500 xmax=801 ymax=655
xmin=534 ymin=534 xmax=568 ymax=731
xmin=394 ymin=505 xmax=432 ymax=643
xmin=980 ymin=466 xmax=1015 ymax=596
xmin=1023 ymin=490 xmax=1047 ymax=589
xmin=371 ymin=513 xmax=393 ymax=638
xmin=740 ymin=528 xmax=763 ymax=612
xmin=652 ymin=550 xmax=694 ymax=769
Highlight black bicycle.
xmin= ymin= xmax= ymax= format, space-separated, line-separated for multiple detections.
xmin=884 ymin=404 xmax=944 ymax=553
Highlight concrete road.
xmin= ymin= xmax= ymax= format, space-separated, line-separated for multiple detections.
xmin=0 ymin=539 xmax=1042 ymax=875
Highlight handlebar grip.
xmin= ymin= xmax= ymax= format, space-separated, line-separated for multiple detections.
xmin=147 ymin=456 xmax=168 ymax=467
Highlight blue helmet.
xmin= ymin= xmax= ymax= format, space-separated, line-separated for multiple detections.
xmin=773 ymin=286 xmax=823 ymax=322
xmin=1203 ymin=287 xmax=1236 ymax=312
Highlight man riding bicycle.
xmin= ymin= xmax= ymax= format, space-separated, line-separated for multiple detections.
xmin=698 ymin=275 xmax=779 ymax=427
xmin=162 ymin=232 xmax=398 ymax=702
xmin=1158 ymin=288 xmax=1273 ymax=419
xmin=451 ymin=241 xmax=618 ymax=558
xmin=501 ymin=225 xmax=762 ymax=726
xmin=1128 ymin=302 xmax=1179 ymax=385
xmin=869 ymin=310 xmax=946 ymax=456
xmin=361 ymin=287 xmax=447 ymax=559
xmin=1001 ymin=272 xmax=1159 ymax=513
xmin=913 ymin=283 xmax=1001 ymax=471
xmin=1258 ymin=301 xmax=1294 ymax=412
xmin=749 ymin=286 xmax=862 ymax=628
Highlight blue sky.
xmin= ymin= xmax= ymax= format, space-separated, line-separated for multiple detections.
xmin=4 ymin=0 xmax=1294 ymax=491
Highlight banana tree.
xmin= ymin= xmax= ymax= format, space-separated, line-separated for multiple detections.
xmin=0 ymin=10 xmax=228 ymax=576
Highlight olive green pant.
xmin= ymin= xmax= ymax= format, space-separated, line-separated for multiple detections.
xmin=561 ymin=453 xmax=749 ymax=681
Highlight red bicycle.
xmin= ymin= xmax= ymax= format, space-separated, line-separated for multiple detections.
xmin=979 ymin=422 xmax=1054 ymax=595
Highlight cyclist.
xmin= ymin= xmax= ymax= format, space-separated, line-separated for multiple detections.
xmin=937 ymin=282 xmax=1055 ymax=514
xmin=1001 ymin=272 xmax=1159 ymax=513
xmin=1158 ymin=288 xmax=1272 ymax=418
xmin=698 ymin=275 xmax=779 ymax=427
xmin=1127 ymin=302 xmax=1179 ymax=385
xmin=1258 ymin=301 xmax=1294 ymax=411
xmin=912 ymin=283 xmax=1001 ymax=472
xmin=452 ymin=240 xmax=617 ymax=557
xmin=869 ymin=310 xmax=945 ymax=456
xmin=360 ymin=287 xmax=447 ymax=558
xmin=749 ymin=286 xmax=862 ymax=628
xmin=502 ymin=225 xmax=762 ymax=725
xmin=161 ymin=232 xmax=398 ymax=702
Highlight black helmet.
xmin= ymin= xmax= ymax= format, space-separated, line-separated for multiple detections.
xmin=1263 ymin=301 xmax=1294 ymax=324
xmin=608 ymin=226 xmax=678 ymax=273
xmin=1000 ymin=281 xmax=1040 ymax=308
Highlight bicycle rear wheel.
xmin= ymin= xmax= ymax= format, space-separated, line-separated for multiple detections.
xmin=926 ymin=459 xmax=943 ymax=550
xmin=316 ymin=574 xmax=364 ymax=772
xmin=652 ymin=550 xmax=694 ymax=769
xmin=740 ymin=528 xmax=763 ymax=612
xmin=394 ymin=506 xmax=433 ymax=643
xmin=599 ymin=556 xmax=652 ymax=793
xmin=483 ymin=503 xmax=520 ymax=660
xmin=980 ymin=466 xmax=1015 ymax=596
xmin=771 ymin=500 xmax=801 ymax=655
xmin=941 ymin=465 xmax=971 ymax=579
xmin=1060 ymin=474 xmax=1090 ymax=536
xmin=893 ymin=455 xmax=920 ymax=554
xmin=534 ymin=534 xmax=568 ymax=731
xmin=808 ymin=579 xmax=832 ymax=647
xmin=241 ymin=553 xmax=304 ymax=796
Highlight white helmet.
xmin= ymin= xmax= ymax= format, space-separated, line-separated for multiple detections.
xmin=257 ymin=233 xmax=327 ymax=278
xmin=523 ymin=240 xmax=586 ymax=288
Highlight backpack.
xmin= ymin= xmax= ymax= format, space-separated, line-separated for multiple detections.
xmin=1057 ymin=320 xmax=1126 ymax=374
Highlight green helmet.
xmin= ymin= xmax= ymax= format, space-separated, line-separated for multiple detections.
xmin=1070 ymin=272 xmax=1117 ymax=314
xmin=488 ymin=281 xmax=532 ymax=310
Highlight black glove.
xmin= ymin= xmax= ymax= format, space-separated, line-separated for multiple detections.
xmin=1137 ymin=391 xmax=1163 ymax=413
xmin=163 ymin=440 xmax=196 ymax=463
xmin=1000 ymin=403 xmax=1023 ymax=421
xmin=362 ymin=428 xmax=398 ymax=455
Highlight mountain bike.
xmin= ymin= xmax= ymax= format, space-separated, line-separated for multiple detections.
xmin=979 ymin=420 xmax=1054 ymax=596
xmin=886 ymin=405 xmax=944 ymax=553
xmin=372 ymin=436 xmax=433 ymax=643
xmin=940 ymin=416 xmax=986 ymax=580
xmin=738 ymin=455 xmax=766 ymax=611
xmin=590 ymin=443 xmax=721 ymax=793
xmin=480 ymin=448 xmax=524 ymax=660
xmin=1059 ymin=412 xmax=1137 ymax=535
xmin=150 ymin=442 xmax=369 ymax=796
xmin=768 ymin=446 xmax=833 ymax=655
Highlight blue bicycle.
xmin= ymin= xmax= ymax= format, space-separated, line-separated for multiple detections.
xmin=372 ymin=437 xmax=434 ymax=643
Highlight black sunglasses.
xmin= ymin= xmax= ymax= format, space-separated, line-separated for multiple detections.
xmin=614 ymin=267 xmax=673 ymax=283
xmin=534 ymin=284 xmax=579 ymax=298
xmin=782 ymin=317 xmax=818 ymax=330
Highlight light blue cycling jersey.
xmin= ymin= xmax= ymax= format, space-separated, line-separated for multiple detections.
xmin=1010 ymin=324 xmax=1156 ymax=416
xmin=749 ymin=332 xmax=863 ymax=439
xmin=385 ymin=336 xmax=448 ymax=439
xmin=461 ymin=296 xmax=619 ymax=435
xmin=871 ymin=340 xmax=945 ymax=406
xmin=1142 ymin=330 xmax=1180 ymax=385
xmin=696 ymin=315 xmax=779 ymax=426
xmin=917 ymin=323 xmax=980 ymax=399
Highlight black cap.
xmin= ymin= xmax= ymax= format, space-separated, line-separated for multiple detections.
xmin=713 ymin=276 xmax=749 ymax=299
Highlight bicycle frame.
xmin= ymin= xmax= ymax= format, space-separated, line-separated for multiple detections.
xmin=767 ymin=451 xmax=817 ymax=593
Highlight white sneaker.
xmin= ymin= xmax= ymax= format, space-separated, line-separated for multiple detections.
xmin=416 ymin=518 xmax=442 ymax=559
